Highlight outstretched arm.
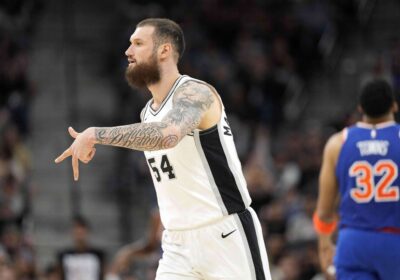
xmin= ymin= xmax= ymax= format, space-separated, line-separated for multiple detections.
xmin=55 ymin=81 xmax=215 ymax=180
xmin=94 ymin=80 xmax=214 ymax=151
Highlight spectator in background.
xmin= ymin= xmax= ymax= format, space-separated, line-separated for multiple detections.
xmin=110 ymin=209 xmax=162 ymax=279
xmin=0 ymin=225 xmax=37 ymax=279
xmin=0 ymin=174 xmax=25 ymax=230
xmin=58 ymin=216 xmax=105 ymax=280
xmin=41 ymin=264 xmax=60 ymax=280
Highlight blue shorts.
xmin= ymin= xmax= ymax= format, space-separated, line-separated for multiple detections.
xmin=335 ymin=228 xmax=400 ymax=280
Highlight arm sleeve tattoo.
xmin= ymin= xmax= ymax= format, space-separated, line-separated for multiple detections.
xmin=94 ymin=81 xmax=215 ymax=151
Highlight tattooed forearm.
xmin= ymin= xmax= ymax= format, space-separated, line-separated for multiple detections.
xmin=94 ymin=81 xmax=215 ymax=152
xmin=95 ymin=123 xmax=179 ymax=151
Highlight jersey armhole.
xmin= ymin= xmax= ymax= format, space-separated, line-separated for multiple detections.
xmin=182 ymin=79 xmax=224 ymax=131
xmin=140 ymin=100 xmax=151 ymax=122
xmin=342 ymin=128 xmax=348 ymax=143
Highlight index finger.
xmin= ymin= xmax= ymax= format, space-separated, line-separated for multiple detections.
xmin=55 ymin=148 xmax=72 ymax=163
xmin=72 ymin=155 xmax=79 ymax=181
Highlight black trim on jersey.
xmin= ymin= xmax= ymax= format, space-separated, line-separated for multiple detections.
xmin=238 ymin=210 xmax=266 ymax=280
xmin=199 ymin=126 xmax=246 ymax=214
xmin=199 ymin=124 xmax=218 ymax=135
xmin=148 ymin=75 xmax=185 ymax=116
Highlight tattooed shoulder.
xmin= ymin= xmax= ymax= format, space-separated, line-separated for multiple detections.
xmin=173 ymin=80 xmax=215 ymax=111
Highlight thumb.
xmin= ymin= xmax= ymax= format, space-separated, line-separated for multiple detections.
xmin=68 ymin=126 xmax=79 ymax=138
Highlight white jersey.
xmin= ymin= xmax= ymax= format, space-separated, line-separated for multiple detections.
xmin=142 ymin=75 xmax=252 ymax=230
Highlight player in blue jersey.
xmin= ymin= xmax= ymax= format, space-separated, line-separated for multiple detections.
xmin=314 ymin=79 xmax=400 ymax=280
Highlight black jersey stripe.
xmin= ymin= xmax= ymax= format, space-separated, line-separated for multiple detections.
xmin=193 ymin=130 xmax=228 ymax=215
xmin=199 ymin=126 xmax=246 ymax=214
xmin=237 ymin=209 xmax=266 ymax=280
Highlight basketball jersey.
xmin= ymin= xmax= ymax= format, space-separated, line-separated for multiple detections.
xmin=141 ymin=75 xmax=252 ymax=230
xmin=336 ymin=121 xmax=400 ymax=230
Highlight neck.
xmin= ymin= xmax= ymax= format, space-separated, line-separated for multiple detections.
xmin=148 ymin=66 xmax=180 ymax=106
xmin=75 ymin=242 xmax=87 ymax=251
xmin=362 ymin=113 xmax=394 ymax=125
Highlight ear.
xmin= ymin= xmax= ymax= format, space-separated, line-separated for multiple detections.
xmin=357 ymin=105 xmax=363 ymax=114
xmin=158 ymin=43 xmax=172 ymax=60
xmin=392 ymin=102 xmax=398 ymax=113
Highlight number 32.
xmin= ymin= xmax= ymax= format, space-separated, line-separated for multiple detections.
xmin=349 ymin=160 xmax=400 ymax=203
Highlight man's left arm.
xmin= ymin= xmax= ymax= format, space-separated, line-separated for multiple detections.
xmin=55 ymin=81 xmax=215 ymax=180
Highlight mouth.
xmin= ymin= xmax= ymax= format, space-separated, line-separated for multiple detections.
xmin=128 ymin=58 xmax=136 ymax=66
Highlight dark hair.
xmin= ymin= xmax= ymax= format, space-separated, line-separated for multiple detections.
xmin=359 ymin=79 xmax=395 ymax=118
xmin=73 ymin=215 xmax=90 ymax=229
xmin=137 ymin=18 xmax=185 ymax=61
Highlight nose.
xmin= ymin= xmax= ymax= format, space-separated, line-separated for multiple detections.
xmin=125 ymin=44 xmax=133 ymax=57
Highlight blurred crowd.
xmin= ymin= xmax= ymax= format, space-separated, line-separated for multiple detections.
xmin=0 ymin=0 xmax=41 ymax=279
xmin=2 ymin=0 xmax=400 ymax=280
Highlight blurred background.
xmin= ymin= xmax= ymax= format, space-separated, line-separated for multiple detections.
xmin=0 ymin=0 xmax=399 ymax=279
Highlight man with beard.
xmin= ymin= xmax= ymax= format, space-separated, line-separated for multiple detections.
xmin=55 ymin=18 xmax=271 ymax=280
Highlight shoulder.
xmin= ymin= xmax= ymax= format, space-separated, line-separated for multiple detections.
xmin=173 ymin=80 xmax=215 ymax=109
xmin=175 ymin=79 xmax=214 ymax=96
xmin=323 ymin=131 xmax=344 ymax=163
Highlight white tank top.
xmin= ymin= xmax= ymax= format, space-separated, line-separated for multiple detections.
xmin=142 ymin=75 xmax=251 ymax=230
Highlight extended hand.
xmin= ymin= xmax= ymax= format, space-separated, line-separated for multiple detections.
xmin=55 ymin=127 xmax=97 ymax=181
xmin=318 ymin=235 xmax=336 ymax=279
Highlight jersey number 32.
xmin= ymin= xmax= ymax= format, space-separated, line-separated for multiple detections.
xmin=349 ymin=160 xmax=400 ymax=203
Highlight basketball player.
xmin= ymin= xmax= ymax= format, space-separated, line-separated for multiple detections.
xmin=55 ymin=18 xmax=271 ymax=280
xmin=314 ymin=79 xmax=400 ymax=280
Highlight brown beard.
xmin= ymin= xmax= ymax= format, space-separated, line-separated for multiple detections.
xmin=125 ymin=53 xmax=161 ymax=89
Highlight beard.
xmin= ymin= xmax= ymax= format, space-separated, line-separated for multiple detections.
xmin=125 ymin=53 xmax=161 ymax=89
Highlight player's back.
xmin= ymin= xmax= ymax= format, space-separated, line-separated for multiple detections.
xmin=336 ymin=121 xmax=400 ymax=231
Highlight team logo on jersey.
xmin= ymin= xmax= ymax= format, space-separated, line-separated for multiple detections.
xmin=356 ymin=140 xmax=389 ymax=156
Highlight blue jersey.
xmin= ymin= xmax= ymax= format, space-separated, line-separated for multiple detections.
xmin=336 ymin=121 xmax=400 ymax=230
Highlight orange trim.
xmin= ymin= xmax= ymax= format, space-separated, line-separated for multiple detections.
xmin=379 ymin=227 xmax=400 ymax=234
xmin=313 ymin=213 xmax=337 ymax=235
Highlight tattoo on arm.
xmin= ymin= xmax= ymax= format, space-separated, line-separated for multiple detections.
xmin=163 ymin=81 xmax=214 ymax=136
xmin=94 ymin=81 xmax=214 ymax=151
xmin=95 ymin=123 xmax=178 ymax=151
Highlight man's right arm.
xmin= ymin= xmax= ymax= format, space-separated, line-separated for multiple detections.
xmin=316 ymin=132 xmax=342 ymax=221
xmin=315 ymin=132 xmax=343 ymax=278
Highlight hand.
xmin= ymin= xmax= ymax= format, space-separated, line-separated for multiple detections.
xmin=55 ymin=126 xmax=97 ymax=181
xmin=318 ymin=235 xmax=336 ymax=280
xmin=111 ymin=245 xmax=135 ymax=274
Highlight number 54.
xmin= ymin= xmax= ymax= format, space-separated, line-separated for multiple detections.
xmin=147 ymin=155 xmax=176 ymax=182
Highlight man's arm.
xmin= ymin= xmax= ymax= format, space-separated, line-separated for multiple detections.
xmin=315 ymin=132 xmax=343 ymax=277
xmin=94 ymin=80 xmax=214 ymax=151
xmin=316 ymin=132 xmax=342 ymax=221
xmin=111 ymin=209 xmax=162 ymax=274
xmin=55 ymin=81 xmax=215 ymax=180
